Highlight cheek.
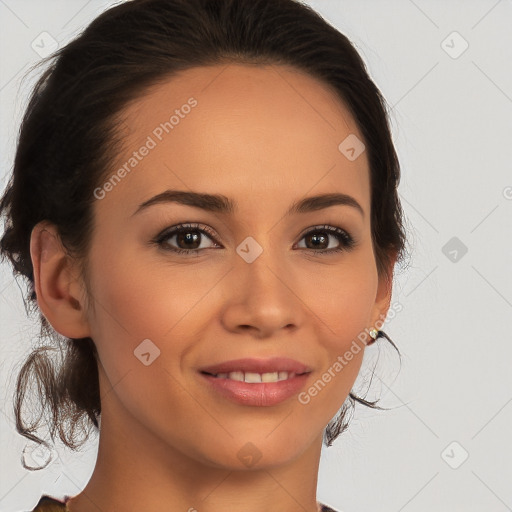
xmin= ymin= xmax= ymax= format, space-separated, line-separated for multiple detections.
xmin=85 ymin=254 xmax=205 ymax=429
xmin=298 ymin=254 xmax=378 ymax=347
xmin=86 ymin=249 xmax=221 ymax=373
xmin=295 ymin=262 xmax=376 ymax=423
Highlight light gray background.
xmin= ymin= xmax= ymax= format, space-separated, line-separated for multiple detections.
xmin=1 ymin=1 xmax=511 ymax=511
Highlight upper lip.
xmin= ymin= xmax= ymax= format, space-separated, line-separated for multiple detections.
xmin=199 ymin=357 xmax=312 ymax=375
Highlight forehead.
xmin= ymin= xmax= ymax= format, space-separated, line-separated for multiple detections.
xmin=98 ymin=63 xmax=370 ymax=222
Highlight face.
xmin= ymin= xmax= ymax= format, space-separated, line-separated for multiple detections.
xmin=71 ymin=64 xmax=392 ymax=469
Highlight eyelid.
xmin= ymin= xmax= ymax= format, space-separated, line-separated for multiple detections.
xmin=153 ymin=222 xmax=357 ymax=255
xmin=294 ymin=224 xmax=356 ymax=250
xmin=154 ymin=222 xmax=221 ymax=246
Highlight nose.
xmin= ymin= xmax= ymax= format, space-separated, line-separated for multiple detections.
xmin=220 ymin=252 xmax=302 ymax=339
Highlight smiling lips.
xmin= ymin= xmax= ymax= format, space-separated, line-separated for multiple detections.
xmin=199 ymin=356 xmax=312 ymax=376
xmin=207 ymin=370 xmax=297 ymax=383
xmin=199 ymin=357 xmax=312 ymax=406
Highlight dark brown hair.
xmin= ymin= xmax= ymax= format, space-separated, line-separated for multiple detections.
xmin=0 ymin=0 xmax=407 ymax=470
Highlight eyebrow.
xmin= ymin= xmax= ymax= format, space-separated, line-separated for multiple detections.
xmin=132 ymin=190 xmax=364 ymax=218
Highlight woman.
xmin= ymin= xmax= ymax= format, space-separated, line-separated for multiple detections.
xmin=0 ymin=0 xmax=406 ymax=510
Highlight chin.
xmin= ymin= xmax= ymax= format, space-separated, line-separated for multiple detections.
xmin=195 ymin=433 xmax=310 ymax=471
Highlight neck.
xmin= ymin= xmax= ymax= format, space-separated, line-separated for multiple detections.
xmin=67 ymin=367 xmax=325 ymax=512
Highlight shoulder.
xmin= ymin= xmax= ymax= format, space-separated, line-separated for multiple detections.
xmin=30 ymin=496 xmax=340 ymax=512
xmin=30 ymin=495 xmax=67 ymax=511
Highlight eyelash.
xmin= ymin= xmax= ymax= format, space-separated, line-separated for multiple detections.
xmin=152 ymin=222 xmax=356 ymax=257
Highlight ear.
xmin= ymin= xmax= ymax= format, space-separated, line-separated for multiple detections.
xmin=369 ymin=253 xmax=398 ymax=331
xmin=30 ymin=221 xmax=92 ymax=339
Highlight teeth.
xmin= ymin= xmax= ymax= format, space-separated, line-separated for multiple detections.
xmin=244 ymin=372 xmax=262 ymax=383
xmin=212 ymin=371 xmax=297 ymax=383
xmin=261 ymin=372 xmax=279 ymax=382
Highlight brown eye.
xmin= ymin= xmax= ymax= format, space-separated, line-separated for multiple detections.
xmin=155 ymin=223 xmax=220 ymax=255
xmin=295 ymin=225 xmax=355 ymax=254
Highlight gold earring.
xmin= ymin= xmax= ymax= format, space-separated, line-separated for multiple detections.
xmin=367 ymin=328 xmax=379 ymax=345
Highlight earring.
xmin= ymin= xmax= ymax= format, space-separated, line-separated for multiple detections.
xmin=367 ymin=328 xmax=379 ymax=346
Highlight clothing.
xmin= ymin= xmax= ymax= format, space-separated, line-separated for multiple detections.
xmin=30 ymin=495 xmax=341 ymax=511
xmin=30 ymin=496 xmax=68 ymax=511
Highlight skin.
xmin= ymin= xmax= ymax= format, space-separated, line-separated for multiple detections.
xmin=30 ymin=63 xmax=395 ymax=512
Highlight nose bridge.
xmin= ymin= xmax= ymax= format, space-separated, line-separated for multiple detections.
xmin=223 ymin=231 xmax=300 ymax=334
xmin=236 ymin=231 xmax=288 ymax=294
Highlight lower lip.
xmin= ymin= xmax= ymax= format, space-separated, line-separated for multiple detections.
xmin=199 ymin=372 xmax=310 ymax=406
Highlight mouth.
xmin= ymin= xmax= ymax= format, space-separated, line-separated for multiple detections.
xmin=199 ymin=370 xmax=311 ymax=406
xmin=197 ymin=357 xmax=313 ymax=406
xmin=200 ymin=370 xmax=309 ymax=383
xmin=199 ymin=356 xmax=312 ymax=378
